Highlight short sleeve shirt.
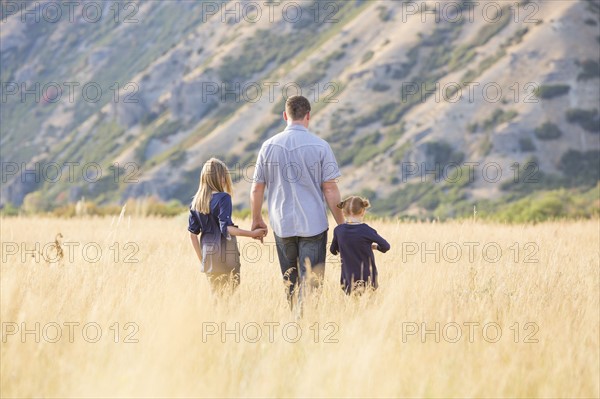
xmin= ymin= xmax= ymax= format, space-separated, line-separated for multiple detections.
xmin=253 ymin=125 xmax=341 ymax=238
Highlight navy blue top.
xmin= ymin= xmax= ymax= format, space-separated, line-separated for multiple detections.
xmin=330 ymin=223 xmax=390 ymax=294
xmin=188 ymin=192 xmax=237 ymax=274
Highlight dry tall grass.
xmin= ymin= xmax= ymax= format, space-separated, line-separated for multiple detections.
xmin=1 ymin=216 xmax=598 ymax=398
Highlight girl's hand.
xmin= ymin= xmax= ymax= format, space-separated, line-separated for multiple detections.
xmin=250 ymin=228 xmax=267 ymax=239
xmin=371 ymin=243 xmax=379 ymax=250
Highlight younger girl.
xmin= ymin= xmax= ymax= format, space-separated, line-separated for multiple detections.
xmin=188 ymin=158 xmax=266 ymax=292
xmin=330 ymin=196 xmax=390 ymax=294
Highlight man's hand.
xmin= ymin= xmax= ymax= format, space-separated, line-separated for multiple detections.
xmin=372 ymin=243 xmax=379 ymax=250
xmin=251 ymin=219 xmax=268 ymax=243
xmin=251 ymin=219 xmax=268 ymax=230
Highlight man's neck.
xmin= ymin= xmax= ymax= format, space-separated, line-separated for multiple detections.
xmin=288 ymin=121 xmax=308 ymax=129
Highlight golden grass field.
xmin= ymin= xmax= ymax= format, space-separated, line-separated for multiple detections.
xmin=1 ymin=215 xmax=599 ymax=398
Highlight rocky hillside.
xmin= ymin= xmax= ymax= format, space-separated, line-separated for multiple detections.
xmin=2 ymin=0 xmax=599 ymax=218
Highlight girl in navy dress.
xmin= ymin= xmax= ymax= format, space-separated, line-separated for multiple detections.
xmin=330 ymin=196 xmax=390 ymax=294
xmin=188 ymin=158 xmax=266 ymax=292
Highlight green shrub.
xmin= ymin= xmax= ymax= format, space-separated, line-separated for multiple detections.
xmin=218 ymin=28 xmax=305 ymax=81
xmin=371 ymin=174 xmax=469 ymax=216
xmin=21 ymin=192 xmax=51 ymax=214
xmin=565 ymin=109 xmax=600 ymax=133
xmin=361 ymin=50 xmax=374 ymax=64
xmin=534 ymin=122 xmax=562 ymax=140
xmin=577 ymin=59 xmax=600 ymax=80
xmin=381 ymin=124 xmax=406 ymax=148
xmin=479 ymin=135 xmax=493 ymax=156
xmin=271 ymin=96 xmax=287 ymax=115
xmin=392 ymin=142 xmax=411 ymax=165
xmin=244 ymin=141 xmax=261 ymax=152
xmin=238 ymin=152 xmax=257 ymax=169
xmin=426 ymin=141 xmax=464 ymax=166
xmin=352 ymin=145 xmax=381 ymax=166
xmin=377 ymin=6 xmax=392 ymax=22
xmin=338 ymin=132 xmax=382 ymax=166
xmin=519 ymin=137 xmax=536 ymax=152
xmin=146 ymin=199 xmax=186 ymax=217
xmin=154 ymin=120 xmax=182 ymax=139
xmin=460 ymin=49 xmax=506 ymax=82
xmin=490 ymin=186 xmax=600 ymax=222
xmin=472 ymin=6 xmax=512 ymax=47
xmin=559 ymin=150 xmax=600 ymax=186
xmin=329 ymin=50 xmax=346 ymax=61
xmin=352 ymin=103 xmax=396 ymax=127
xmin=216 ymin=5 xmax=354 ymax=83
xmin=481 ymin=109 xmax=518 ymax=130
xmin=500 ymin=158 xmax=566 ymax=195
xmin=292 ymin=49 xmax=346 ymax=89
xmin=0 ymin=202 xmax=19 ymax=216
xmin=359 ymin=189 xmax=377 ymax=201
xmin=140 ymin=111 xmax=159 ymax=126
xmin=392 ymin=47 xmax=419 ymax=80
xmin=296 ymin=70 xmax=327 ymax=87
xmin=495 ymin=193 xmax=566 ymax=222
xmin=504 ymin=27 xmax=529 ymax=46
xmin=381 ymin=103 xmax=411 ymax=126
xmin=81 ymin=173 xmax=120 ymax=198
xmin=169 ymin=151 xmax=187 ymax=167
xmin=353 ymin=144 xmax=381 ymax=166
xmin=134 ymin=138 xmax=149 ymax=163
xmin=420 ymin=189 xmax=441 ymax=210
xmin=328 ymin=123 xmax=355 ymax=143
xmin=254 ymin=118 xmax=284 ymax=140
xmin=534 ymin=84 xmax=570 ymax=99
xmin=370 ymin=182 xmax=435 ymax=214
xmin=372 ymin=83 xmax=391 ymax=92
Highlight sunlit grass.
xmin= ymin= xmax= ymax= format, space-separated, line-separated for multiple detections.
xmin=1 ymin=216 xmax=598 ymax=398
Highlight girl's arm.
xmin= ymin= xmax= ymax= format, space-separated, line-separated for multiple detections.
xmin=370 ymin=229 xmax=391 ymax=253
xmin=189 ymin=232 xmax=202 ymax=262
xmin=218 ymin=194 xmax=266 ymax=239
xmin=227 ymin=226 xmax=267 ymax=239
xmin=188 ymin=209 xmax=203 ymax=262
xmin=330 ymin=230 xmax=339 ymax=255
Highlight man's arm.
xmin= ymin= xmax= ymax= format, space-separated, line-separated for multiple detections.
xmin=250 ymin=181 xmax=268 ymax=241
xmin=322 ymin=180 xmax=344 ymax=225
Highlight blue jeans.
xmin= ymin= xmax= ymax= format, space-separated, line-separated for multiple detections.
xmin=274 ymin=230 xmax=328 ymax=309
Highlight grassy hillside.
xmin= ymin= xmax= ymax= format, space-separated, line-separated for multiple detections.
xmin=1 ymin=0 xmax=599 ymax=219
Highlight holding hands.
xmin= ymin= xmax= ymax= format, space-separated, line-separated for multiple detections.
xmin=250 ymin=227 xmax=268 ymax=240
xmin=251 ymin=218 xmax=269 ymax=243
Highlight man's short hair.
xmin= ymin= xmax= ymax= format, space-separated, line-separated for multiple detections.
xmin=285 ymin=95 xmax=311 ymax=121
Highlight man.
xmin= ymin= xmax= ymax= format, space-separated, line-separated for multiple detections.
xmin=250 ymin=95 xmax=344 ymax=309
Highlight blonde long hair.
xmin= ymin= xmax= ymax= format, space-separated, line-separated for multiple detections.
xmin=192 ymin=158 xmax=233 ymax=214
